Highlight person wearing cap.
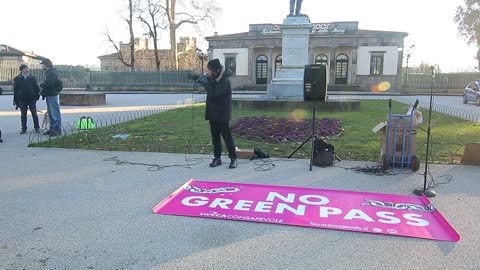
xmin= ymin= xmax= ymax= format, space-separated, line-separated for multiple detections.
xmin=197 ymin=58 xmax=237 ymax=169
xmin=39 ymin=58 xmax=62 ymax=136
xmin=13 ymin=64 xmax=41 ymax=134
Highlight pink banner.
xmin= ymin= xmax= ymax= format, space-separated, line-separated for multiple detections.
xmin=152 ymin=180 xmax=460 ymax=242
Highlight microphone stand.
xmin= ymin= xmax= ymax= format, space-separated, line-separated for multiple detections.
xmin=413 ymin=66 xmax=436 ymax=197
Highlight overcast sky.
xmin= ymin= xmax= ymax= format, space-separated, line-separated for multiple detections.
xmin=1 ymin=0 xmax=477 ymax=72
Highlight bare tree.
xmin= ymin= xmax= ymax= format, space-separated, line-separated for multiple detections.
xmin=105 ymin=0 xmax=137 ymax=71
xmin=158 ymin=0 xmax=220 ymax=70
xmin=454 ymin=0 xmax=480 ymax=71
xmin=138 ymin=0 xmax=166 ymax=71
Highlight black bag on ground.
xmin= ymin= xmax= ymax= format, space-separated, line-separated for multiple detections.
xmin=313 ymin=138 xmax=335 ymax=167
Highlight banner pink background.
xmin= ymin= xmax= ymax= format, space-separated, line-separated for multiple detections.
xmin=153 ymin=179 xmax=460 ymax=242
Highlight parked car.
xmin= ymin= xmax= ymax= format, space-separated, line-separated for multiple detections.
xmin=463 ymin=80 xmax=480 ymax=105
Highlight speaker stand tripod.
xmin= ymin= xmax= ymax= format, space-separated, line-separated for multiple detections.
xmin=288 ymin=100 xmax=322 ymax=171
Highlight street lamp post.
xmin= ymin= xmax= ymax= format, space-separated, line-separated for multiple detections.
xmin=404 ymin=44 xmax=415 ymax=87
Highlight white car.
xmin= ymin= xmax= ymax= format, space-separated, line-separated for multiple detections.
xmin=463 ymin=80 xmax=480 ymax=106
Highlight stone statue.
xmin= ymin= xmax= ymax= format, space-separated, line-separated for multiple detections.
xmin=289 ymin=0 xmax=303 ymax=16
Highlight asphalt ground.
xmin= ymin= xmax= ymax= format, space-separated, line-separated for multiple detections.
xmin=1 ymin=94 xmax=479 ymax=269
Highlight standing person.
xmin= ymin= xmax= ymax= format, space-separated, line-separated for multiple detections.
xmin=39 ymin=58 xmax=62 ymax=136
xmin=13 ymin=64 xmax=41 ymax=134
xmin=198 ymin=59 xmax=237 ymax=169
xmin=0 ymin=129 xmax=3 ymax=143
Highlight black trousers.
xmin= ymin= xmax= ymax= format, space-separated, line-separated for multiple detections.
xmin=18 ymin=100 xmax=40 ymax=131
xmin=209 ymin=120 xmax=236 ymax=160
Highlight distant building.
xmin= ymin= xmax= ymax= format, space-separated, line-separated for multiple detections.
xmin=98 ymin=37 xmax=198 ymax=71
xmin=0 ymin=44 xmax=46 ymax=67
xmin=205 ymin=21 xmax=408 ymax=91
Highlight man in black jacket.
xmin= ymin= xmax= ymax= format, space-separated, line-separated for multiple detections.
xmin=13 ymin=64 xmax=41 ymax=134
xmin=40 ymin=58 xmax=62 ymax=136
xmin=198 ymin=59 xmax=237 ymax=169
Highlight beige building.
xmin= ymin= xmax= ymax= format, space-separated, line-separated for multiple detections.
xmin=206 ymin=22 xmax=408 ymax=91
xmin=98 ymin=37 xmax=198 ymax=71
xmin=0 ymin=44 xmax=45 ymax=68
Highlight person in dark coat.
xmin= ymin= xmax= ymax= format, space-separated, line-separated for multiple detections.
xmin=13 ymin=64 xmax=41 ymax=134
xmin=198 ymin=58 xmax=237 ymax=169
xmin=40 ymin=58 xmax=62 ymax=136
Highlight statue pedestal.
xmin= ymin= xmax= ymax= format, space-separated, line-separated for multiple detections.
xmin=266 ymin=15 xmax=312 ymax=100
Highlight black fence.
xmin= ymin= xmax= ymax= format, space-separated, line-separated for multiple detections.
xmin=0 ymin=64 xmax=193 ymax=89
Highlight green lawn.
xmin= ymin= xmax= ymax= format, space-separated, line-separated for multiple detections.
xmin=31 ymin=100 xmax=479 ymax=164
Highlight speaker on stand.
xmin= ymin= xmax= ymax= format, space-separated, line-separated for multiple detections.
xmin=288 ymin=64 xmax=329 ymax=171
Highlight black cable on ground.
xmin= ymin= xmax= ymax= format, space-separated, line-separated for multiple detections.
xmin=103 ymin=156 xmax=204 ymax=171
xmin=334 ymin=164 xmax=399 ymax=176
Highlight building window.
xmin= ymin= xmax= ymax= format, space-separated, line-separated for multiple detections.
xmin=256 ymin=55 xmax=268 ymax=84
xmin=315 ymin=54 xmax=328 ymax=66
xmin=335 ymin=54 xmax=348 ymax=84
xmin=225 ymin=56 xmax=236 ymax=75
xmin=275 ymin=55 xmax=282 ymax=75
xmin=370 ymin=55 xmax=384 ymax=75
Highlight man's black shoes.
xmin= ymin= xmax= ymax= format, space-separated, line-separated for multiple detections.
xmin=209 ymin=158 xmax=222 ymax=167
xmin=229 ymin=159 xmax=237 ymax=169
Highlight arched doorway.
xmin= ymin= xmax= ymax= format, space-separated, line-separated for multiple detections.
xmin=315 ymin=54 xmax=328 ymax=66
xmin=256 ymin=55 xmax=268 ymax=84
xmin=275 ymin=55 xmax=282 ymax=76
xmin=335 ymin=54 xmax=348 ymax=84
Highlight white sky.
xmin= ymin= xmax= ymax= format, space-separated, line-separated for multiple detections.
xmin=1 ymin=0 xmax=477 ymax=72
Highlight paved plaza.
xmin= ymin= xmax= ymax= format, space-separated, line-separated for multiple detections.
xmin=1 ymin=94 xmax=479 ymax=269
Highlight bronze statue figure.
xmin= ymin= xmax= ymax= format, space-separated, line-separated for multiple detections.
xmin=289 ymin=0 xmax=303 ymax=16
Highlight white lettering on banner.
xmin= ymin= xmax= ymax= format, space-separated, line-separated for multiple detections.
xmin=275 ymin=203 xmax=306 ymax=215
xmin=181 ymin=196 xmax=209 ymax=206
xmin=254 ymin=202 xmax=274 ymax=213
xmin=343 ymin=209 xmax=376 ymax=222
xmin=266 ymin=192 xmax=296 ymax=203
xmin=181 ymin=195 xmax=430 ymax=228
xmin=377 ymin=212 xmax=402 ymax=224
xmin=404 ymin=213 xmax=430 ymax=227
xmin=234 ymin=200 xmax=254 ymax=211
xmin=209 ymin=198 xmax=233 ymax=209
xmin=299 ymin=195 xmax=330 ymax=205
xmin=319 ymin=207 xmax=343 ymax=217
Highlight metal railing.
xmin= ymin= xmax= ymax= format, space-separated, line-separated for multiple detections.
xmin=0 ymin=63 xmax=193 ymax=89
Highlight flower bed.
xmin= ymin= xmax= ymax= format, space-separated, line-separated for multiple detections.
xmin=231 ymin=117 xmax=344 ymax=143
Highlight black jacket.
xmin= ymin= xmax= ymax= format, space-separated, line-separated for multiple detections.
xmin=202 ymin=69 xmax=233 ymax=122
xmin=40 ymin=68 xmax=59 ymax=97
xmin=13 ymin=74 xmax=41 ymax=103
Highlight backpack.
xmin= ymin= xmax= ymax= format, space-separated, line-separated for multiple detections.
xmin=55 ymin=78 xmax=63 ymax=92
xmin=76 ymin=116 xmax=96 ymax=130
xmin=313 ymin=138 xmax=336 ymax=167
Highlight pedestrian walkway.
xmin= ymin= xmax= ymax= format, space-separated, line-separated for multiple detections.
xmin=1 ymin=93 xmax=479 ymax=269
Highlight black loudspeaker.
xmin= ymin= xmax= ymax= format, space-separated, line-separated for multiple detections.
xmin=304 ymin=64 xmax=328 ymax=102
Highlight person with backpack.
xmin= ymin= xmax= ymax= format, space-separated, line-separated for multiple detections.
xmin=13 ymin=64 xmax=41 ymax=134
xmin=40 ymin=58 xmax=62 ymax=136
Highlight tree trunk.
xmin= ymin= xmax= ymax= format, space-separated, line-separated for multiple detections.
xmin=477 ymin=47 xmax=480 ymax=72
xmin=152 ymin=18 xmax=160 ymax=71
xmin=169 ymin=24 xmax=177 ymax=70
xmin=168 ymin=0 xmax=178 ymax=70
xmin=128 ymin=0 xmax=135 ymax=72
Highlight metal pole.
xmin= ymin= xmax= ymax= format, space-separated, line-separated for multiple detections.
xmin=414 ymin=66 xmax=436 ymax=197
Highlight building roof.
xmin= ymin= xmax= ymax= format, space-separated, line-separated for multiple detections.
xmin=97 ymin=49 xmax=171 ymax=59
xmin=0 ymin=44 xmax=46 ymax=59
xmin=205 ymin=28 xmax=408 ymax=41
